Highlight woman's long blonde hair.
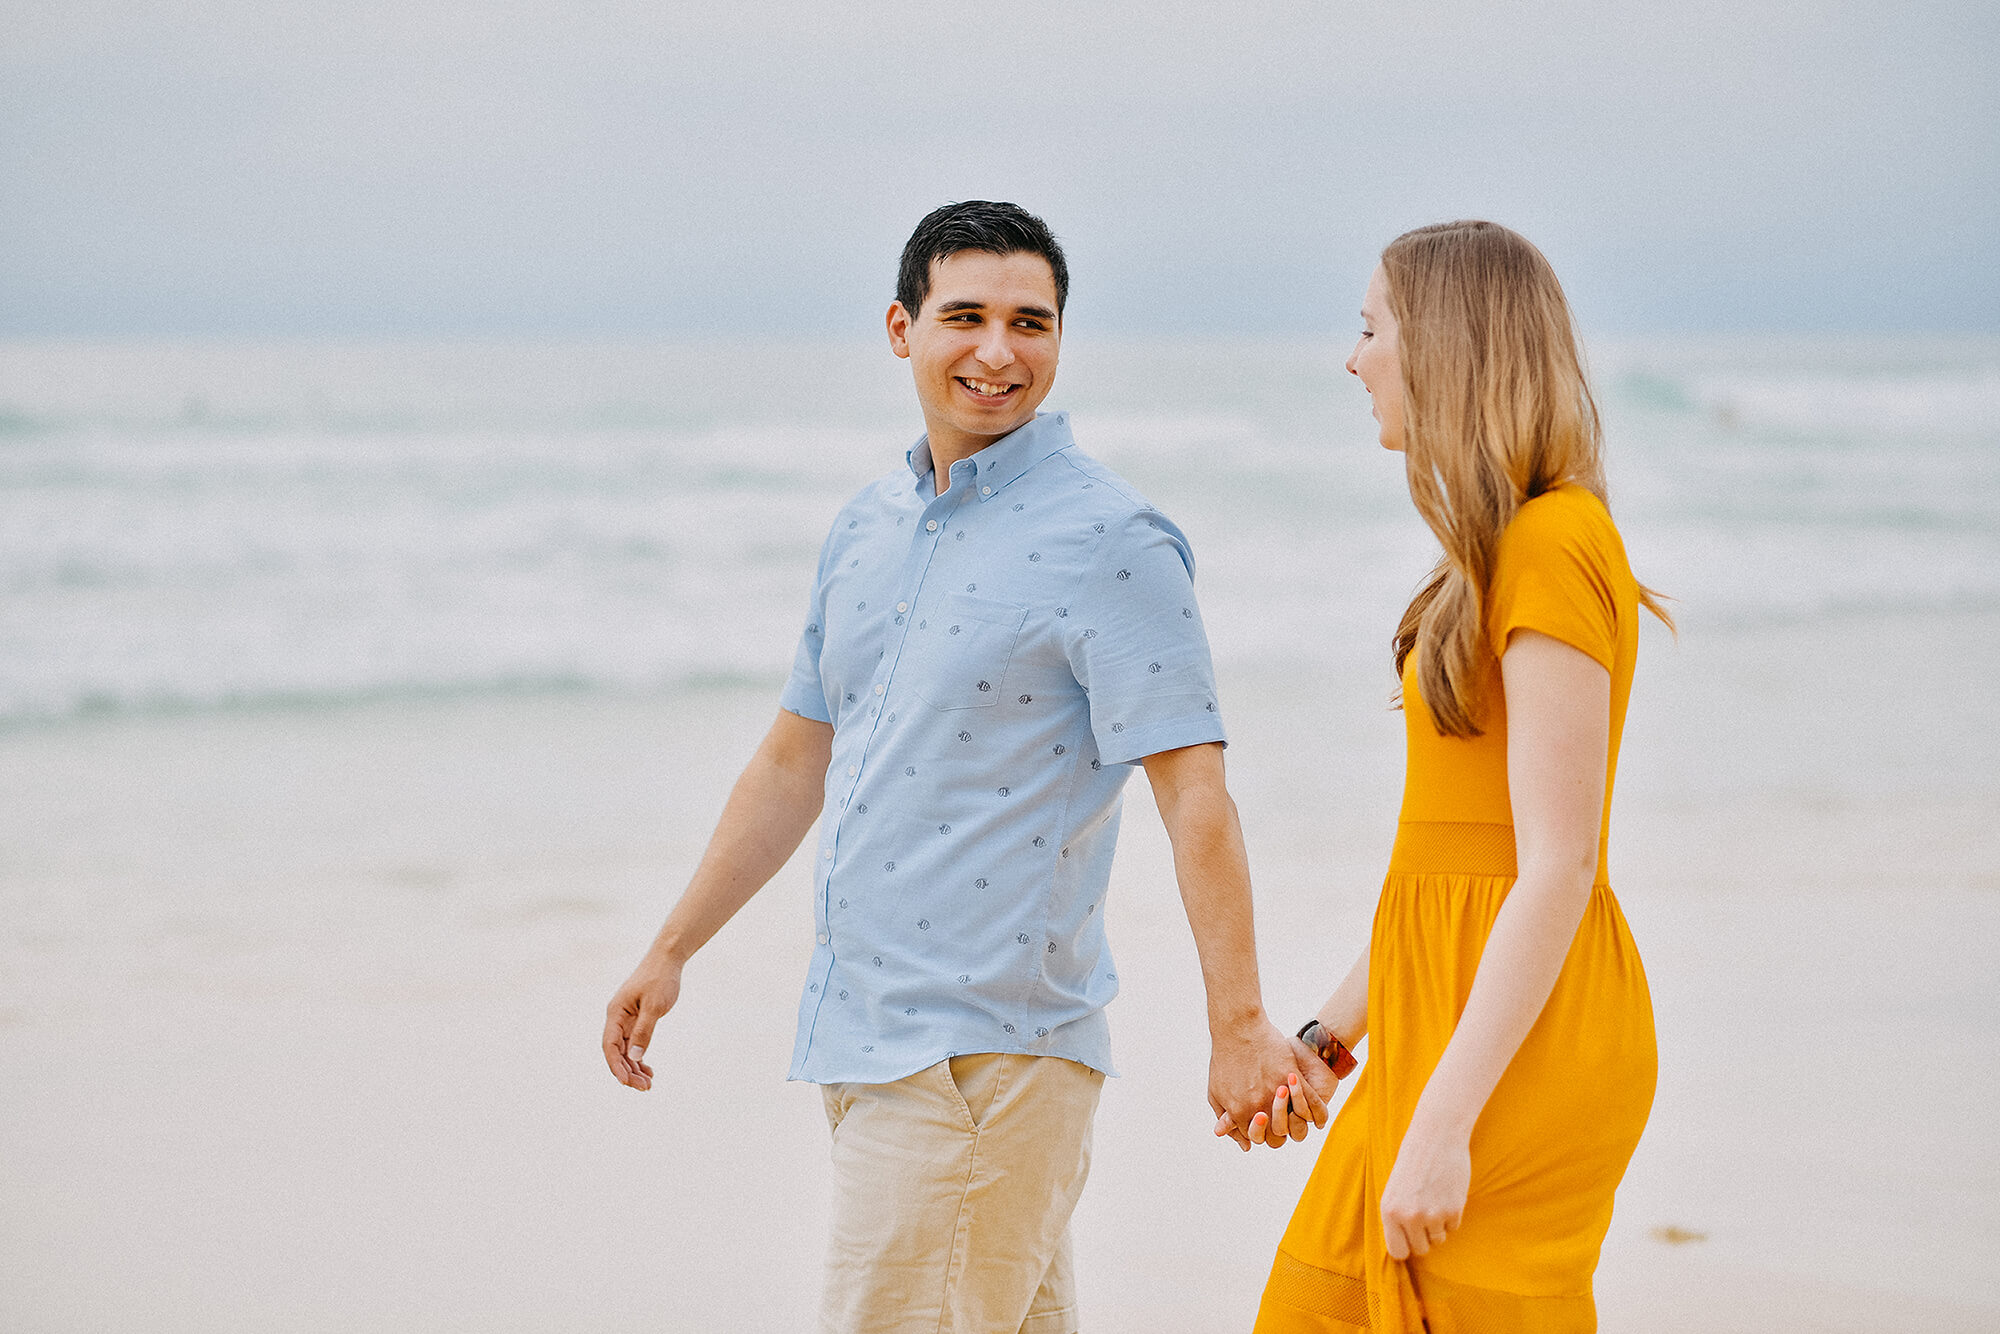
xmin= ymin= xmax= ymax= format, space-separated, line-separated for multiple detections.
xmin=1384 ymin=220 xmax=1670 ymax=737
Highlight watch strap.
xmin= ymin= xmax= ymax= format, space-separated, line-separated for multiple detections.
xmin=1297 ymin=1019 xmax=1357 ymax=1079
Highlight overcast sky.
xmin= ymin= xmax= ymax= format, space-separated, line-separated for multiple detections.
xmin=3 ymin=0 xmax=1994 ymax=336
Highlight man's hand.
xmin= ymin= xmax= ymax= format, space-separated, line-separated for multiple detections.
xmin=1213 ymin=1034 xmax=1335 ymax=1150
xmin=1207 ymin=1016 xmax=1316 ymax=1151
xmin=602 ymin=951 xmax=685 ymax=1091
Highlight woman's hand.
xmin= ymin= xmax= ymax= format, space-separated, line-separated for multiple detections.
xmin=1251 ymin=1070 xmax=1328 ymax=1147
xmin=1379 ymin=1121 xmax=1470 ymax=1259
xmin=1214 ymin=1054 xmax=1332 ymax=1150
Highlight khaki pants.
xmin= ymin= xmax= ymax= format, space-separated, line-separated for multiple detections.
xmin=819 ymin=1053 xmax=1105 ymax=1334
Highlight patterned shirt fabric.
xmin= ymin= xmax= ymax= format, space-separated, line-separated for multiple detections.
xmin=779 ymin=410 xmax=1227 ymax=1085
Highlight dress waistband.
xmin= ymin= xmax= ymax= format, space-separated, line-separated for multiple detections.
xmin=1389 ymin=821 xmax=1610 ymax=886
xmin=1389 ymin=821 xmax=1518 ymax=877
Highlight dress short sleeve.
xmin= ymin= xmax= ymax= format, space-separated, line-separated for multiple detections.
xmin=1485 ymin=488 xmax=1622 ymax=670
xmin=1062 ymin=507 xmax=1227 ymax=765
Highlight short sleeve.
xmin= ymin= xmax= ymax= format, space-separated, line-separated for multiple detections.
xmin=1486 ymin=489 xmax=1621 ymax=670
xmin=1062 ymin=508 xmax=1227 ymax=765
xmin=777 ymin=525 xmax=837 ymax=724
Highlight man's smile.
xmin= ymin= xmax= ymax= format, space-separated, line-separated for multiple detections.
xmin=956 ymin=376 xmax=1020 ymax=400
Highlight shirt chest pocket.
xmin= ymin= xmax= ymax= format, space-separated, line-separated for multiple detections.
xmin=909 ymin=593 xmax=1028 ymax=711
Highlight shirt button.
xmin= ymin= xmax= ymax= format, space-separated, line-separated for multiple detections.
xmin=818 ymin=933 xmax=829 ymax=944
xmin=980 ymin=485 xmax=992 ymax=496
xmin=896 ymin=601 xmax=908 ymax=613
xmin=873 ymin=684 xmax=884 ymax=696
xmin=823 ymin=849 xmax=833 ymax=860
xmin=926 ymin=520 xmax=939 ymax=532
xmin=847 ymin=765 xmax=858 ymax=776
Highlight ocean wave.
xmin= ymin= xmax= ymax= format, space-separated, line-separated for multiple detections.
xmin=1597 ymin=337 xmax=2000 ymax=440
xmin=0 ymin=337 xmax=912 ymax=442
xmin=6 ymin=335 xmax=1998 ymax=734
xmin=7 ymin=580 xmax=1996 ymax=732
xmin=0 ymin=669 xmax=790 ymax=734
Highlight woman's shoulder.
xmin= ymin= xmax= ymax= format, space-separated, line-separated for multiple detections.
xmin=1487 ymin=485 xmax=1634 ymax=666
xmin=1499 ymin=484 xmax=1628 ymax=576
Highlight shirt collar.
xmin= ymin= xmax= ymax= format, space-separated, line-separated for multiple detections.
xmin=905 ymin=411 xmax=1074 ymax=501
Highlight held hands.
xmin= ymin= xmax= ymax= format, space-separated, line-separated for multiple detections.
xmin=1204 ymin=1017 xmax=1320 ymax=1151
xmin=601 ymin=950 xmax=685 ymax=1091
xmin=1208 ymin=1032 xmax=1336 ymax=1152
xmin=1378 ymin=1118 xmax=1471 ymax=1259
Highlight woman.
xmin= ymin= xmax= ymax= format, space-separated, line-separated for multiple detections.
xmin=1243 ymin=221 xmax=1669 ymax=1332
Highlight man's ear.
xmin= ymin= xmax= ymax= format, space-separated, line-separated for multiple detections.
xmin=886 ymin=302 xmax=914 ymax=359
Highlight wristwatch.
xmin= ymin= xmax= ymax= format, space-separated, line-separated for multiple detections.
xmin=1297 ymin=1019 xmax=1357 ymax=1079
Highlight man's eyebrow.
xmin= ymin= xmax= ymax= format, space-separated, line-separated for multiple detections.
xmin=932 ymin=300 xmax=1057 ymax=321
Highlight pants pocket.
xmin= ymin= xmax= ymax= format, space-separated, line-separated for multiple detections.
xmin=942 ymin=1052 xmax=1011 ymax=1130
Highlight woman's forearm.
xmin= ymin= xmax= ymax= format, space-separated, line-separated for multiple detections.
xmin=1315 ymin=944 xmax=1370 ymax=1048
xmin=1404 ymin=866 xmax=1591 ymax=1140
xmin=1408 ymin=629 xmax=1610 ymax=1144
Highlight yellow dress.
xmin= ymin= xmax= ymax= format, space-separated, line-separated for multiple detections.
xmin=1255 ymin=486 xmax=1658 ymax=1333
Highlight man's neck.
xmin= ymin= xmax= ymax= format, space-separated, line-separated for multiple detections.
xmin=924 ymin=423 xmax=1013 ymax=495
xmin=926 ymin=436 xmax=982 ymax=495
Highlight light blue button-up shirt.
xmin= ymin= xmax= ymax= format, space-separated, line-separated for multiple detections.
xmin=779 ymin=411 xmax=1227 ymax=1085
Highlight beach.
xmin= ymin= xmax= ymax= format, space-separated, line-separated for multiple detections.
xmin=4 ymin=336 xmax=1998 ymax=1330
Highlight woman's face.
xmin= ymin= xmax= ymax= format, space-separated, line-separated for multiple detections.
xmin=1346 ymin=264 xmax=1405 ymax=452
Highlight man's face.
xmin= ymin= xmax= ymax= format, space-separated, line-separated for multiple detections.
xmin=887 ymin=249 xmax=1061 ymax=460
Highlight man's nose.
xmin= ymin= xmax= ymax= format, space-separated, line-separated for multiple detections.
xmin=975 ymin=324 xmax=1015 ymax=369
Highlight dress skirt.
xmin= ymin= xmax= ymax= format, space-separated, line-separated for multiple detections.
xmin=1254 ymin=820 xmax=1657 ymax=1333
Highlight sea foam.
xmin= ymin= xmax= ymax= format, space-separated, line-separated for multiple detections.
xmin=6 ymin=336 xmax=1997 ymax=728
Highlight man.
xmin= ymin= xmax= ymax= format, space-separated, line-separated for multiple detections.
xmin=603 ymin=200 xmax=1319 ymax=1334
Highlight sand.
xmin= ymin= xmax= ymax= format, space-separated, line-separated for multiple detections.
xmin=4 ymin=607 xmax=1998 ymax=1331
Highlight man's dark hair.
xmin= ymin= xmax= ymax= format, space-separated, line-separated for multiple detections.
xmin=895 ymin=201 xmax=1069 ymax=319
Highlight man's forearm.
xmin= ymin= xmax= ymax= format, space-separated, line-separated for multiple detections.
xmin=1143 ymin=743 xmax=1312 ymax=1145
xmin=647 ymin=712 xmax=830 ymax=965
xmin=1155 ymin=777 xmax=1267 ymax=1032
